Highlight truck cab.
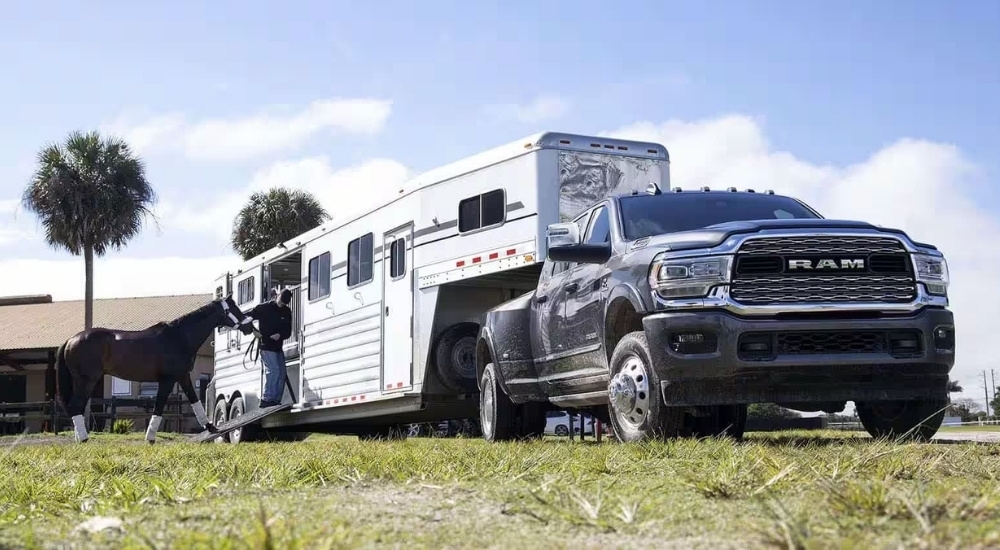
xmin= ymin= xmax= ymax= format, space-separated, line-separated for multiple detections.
xmin=476 ymin=184 xmax=954 ymax=442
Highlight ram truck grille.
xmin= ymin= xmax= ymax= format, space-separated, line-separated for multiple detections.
xmin=730 ymin=235 xmax=917 ymax=305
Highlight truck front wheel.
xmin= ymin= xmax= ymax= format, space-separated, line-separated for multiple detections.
xmin=855 ymin=398 xmax=947 ymax=441
xmin=607 ymin=331 xmax=685 ymax=442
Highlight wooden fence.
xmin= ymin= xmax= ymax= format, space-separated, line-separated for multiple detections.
xmin=0 ymin=396 xmax=197 ymax=436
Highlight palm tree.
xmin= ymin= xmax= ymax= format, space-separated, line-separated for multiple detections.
xmin=22 ymin=130 xmax=156 ymax=329
xmin=231 ymin=187 xmax=330 ymax=260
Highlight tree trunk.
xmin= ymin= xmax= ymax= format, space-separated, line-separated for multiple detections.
xmin=84 ymin=244 xmax=94 ymax=329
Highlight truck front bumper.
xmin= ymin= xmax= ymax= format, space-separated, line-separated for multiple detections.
xmin=641 ymin=307 xmax=955 ymax=407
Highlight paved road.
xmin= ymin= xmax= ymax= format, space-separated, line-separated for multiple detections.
xmin=933 ymin=430 xmax=1000 ymax=444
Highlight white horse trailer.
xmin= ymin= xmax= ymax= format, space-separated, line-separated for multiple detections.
xmin=205 ymin=131 xmax=670 ymax=441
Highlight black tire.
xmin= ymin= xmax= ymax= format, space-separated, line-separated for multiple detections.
xmin=555 ymin=424 xmax=569 ymax=436
xmin=606 ymin=331 xmax=685 ymax=442
xmin=228 ymin=397 xmax=259 ymax=444
xmin=213 ymin=397 xmax=229 ymax=444
xmin=434 ymin=323 xmax=480 ymax=392
xmin=690 ymin=404 xmax=748 ymax=440
xmin=856 ymin=397 xmax=947 ymax=441
xmin=516 ymin=402 xmax=547 ymax=439
xmin=480 ymin=362 xmax=517 ymax=441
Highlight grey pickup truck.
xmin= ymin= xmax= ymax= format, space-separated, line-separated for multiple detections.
xmin=476 ymin=184 xmax=954 ymax=442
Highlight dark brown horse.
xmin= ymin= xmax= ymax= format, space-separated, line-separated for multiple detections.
xmin=56 ymin=295 xmax=247 ymax=443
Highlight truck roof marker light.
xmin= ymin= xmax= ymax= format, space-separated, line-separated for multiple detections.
xmin=701 ymin=186 xmax=711 ymax=192
xmin=745 ymin=189 xmax=756 ymax=193
xmin=671 ymin=187 xmax=682 ymax=193
xmin=765 ymin=189 xmax=775 ymax=195
xmin=727 ymin=187 xmax=737 ymax=192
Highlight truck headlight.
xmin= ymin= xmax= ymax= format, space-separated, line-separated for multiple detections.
xmin=649 ymin=254 xmax=732 ymax=299
xmin=912 ymin=254 xmax=949 ymax=296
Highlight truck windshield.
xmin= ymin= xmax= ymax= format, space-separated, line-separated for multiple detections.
xmin=618 ymin=193 xmax=821 ymax=240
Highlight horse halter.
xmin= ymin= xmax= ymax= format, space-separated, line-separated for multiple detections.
xmin=220 ymin=299 xmax=241 ymax=326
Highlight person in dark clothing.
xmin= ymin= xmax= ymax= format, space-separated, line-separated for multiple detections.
xmin=240 ymin=288 xmax=293 ymax=408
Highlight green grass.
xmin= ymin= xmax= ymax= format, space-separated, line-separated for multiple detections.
xmin=2 ymin=430 xmax=1000 ymax=549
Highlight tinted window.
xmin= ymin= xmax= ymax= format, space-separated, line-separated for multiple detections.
xmin=618 ymin=193 xmax=821 ymax=240
xmin=459 ymin=189 xmax=506 ymax=232
xmin=585 ymin=207 xmax=610 ymax=244
xmin=458 ymin=196 xmax=481 ymax=232
xmin=481 ymin=189 xmax=505 ymax=226
xmin=308 ymin=252 xmax=331 ymax=300
xmin=348 ymin=233 xmax=374 ymax=287
xmin=389 ymin=238 xmax=405 ymax=279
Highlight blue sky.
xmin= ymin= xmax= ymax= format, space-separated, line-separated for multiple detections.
xmin=1 ymin=1 xmax=998 ymax=397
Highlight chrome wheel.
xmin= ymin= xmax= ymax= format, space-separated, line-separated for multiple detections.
xmin=609 ymin=354 xmax=650 ymax=429
xmin=480 ymin=377 xmax=495 ymax=437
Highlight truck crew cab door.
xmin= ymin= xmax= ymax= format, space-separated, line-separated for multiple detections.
xmin=530 ymin=260 xmax=570 ymax=382
xmin=562 ymin=205 xmax=611 ymax=361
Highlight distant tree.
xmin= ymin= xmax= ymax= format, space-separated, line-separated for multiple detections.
xmin=21 ymin=130 xmax=156 ymax=329
xmin=947 ymin=379 xmax=963 ymax=393
xmin=948 ymin=398 xmax=984 ymax=422
xmin=747 ymin=403 xmax=799 ymax=419
xmin=231 ymin=187 xmax=330 ymax=261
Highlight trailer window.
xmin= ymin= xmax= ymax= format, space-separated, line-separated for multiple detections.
xmin=348 ymin=233 xmax=374 ymax=287
xmin=389 ymin=238 xmax=406 ymax=279
xmin=237 ymin=276 xmax=255 ymax=305
xmin=308 ymin=252 xmax=331 ymax=300
xmin=459 ymin=189 xmax=505 ymax=233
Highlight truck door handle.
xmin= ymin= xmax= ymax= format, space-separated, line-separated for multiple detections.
xmin=536 ymin=295 xmax=548 ymax=304
xmin=564 ymin=283 xmax=579 ymax=293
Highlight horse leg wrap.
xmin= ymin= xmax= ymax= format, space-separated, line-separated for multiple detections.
xmin=192 ymin=402 xmax=209 ymax=428
xmin=146 ymin=415 xmax=162 ymax=443
xmin=71 ymin=414 xmax=89 ymax=443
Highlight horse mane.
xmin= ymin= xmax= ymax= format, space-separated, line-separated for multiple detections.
xmin=163 ymin=299 xmax=220 ymax=329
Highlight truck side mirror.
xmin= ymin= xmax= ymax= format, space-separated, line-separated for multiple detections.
xmin=546 ymin=222 xmax=580 ymax=249
xmin=548 ymin=243 xmax=612 ymax=264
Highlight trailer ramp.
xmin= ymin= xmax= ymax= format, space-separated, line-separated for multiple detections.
xmin=189 ymin=403 xmax=292 ymax=443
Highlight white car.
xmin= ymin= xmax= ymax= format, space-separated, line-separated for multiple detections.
xmin=544 ymin=411 xmax=596 ymax=436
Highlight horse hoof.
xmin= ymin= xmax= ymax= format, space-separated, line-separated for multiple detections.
xmin=147 ymin=439 xmax=155 ymax=445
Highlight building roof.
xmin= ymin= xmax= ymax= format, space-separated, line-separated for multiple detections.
xmin=0 ymin=293 xmax=215 ymax=351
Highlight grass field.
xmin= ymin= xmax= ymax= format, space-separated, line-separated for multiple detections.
xmin=2 ymin=430 xmax=1000 ymax=549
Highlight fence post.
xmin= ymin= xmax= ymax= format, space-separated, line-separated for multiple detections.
xmin=110 ymin=397 xmax=117 ymax=428
xmin=49 ymin=399 xmax=57 ymax=434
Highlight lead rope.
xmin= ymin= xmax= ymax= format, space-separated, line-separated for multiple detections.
xmin=242 ymin=329 xmax=262 ymax=370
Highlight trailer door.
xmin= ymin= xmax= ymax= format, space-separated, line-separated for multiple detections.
xmin=381 ymin=223 xmax=414 ymax=393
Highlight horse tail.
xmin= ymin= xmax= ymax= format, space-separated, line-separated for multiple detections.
xmin=55 ymin=340 xmax=72 ymax=414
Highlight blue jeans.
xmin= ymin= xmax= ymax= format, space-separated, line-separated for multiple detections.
xmin=261 ymin=349 xmax=286 ymax=404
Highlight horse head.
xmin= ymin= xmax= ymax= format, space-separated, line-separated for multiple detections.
xmin=218 ymin=294 xmax=248 ymax=329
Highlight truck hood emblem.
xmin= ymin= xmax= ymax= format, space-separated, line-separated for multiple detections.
xmin=787 ymin=258 xmax=866 ymax=270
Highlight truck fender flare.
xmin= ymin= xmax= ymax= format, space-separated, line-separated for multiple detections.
xmin=476 ymin=325 xmax=512 ymax=396
xmin=605 ymin=283 xmax=649 ymax=320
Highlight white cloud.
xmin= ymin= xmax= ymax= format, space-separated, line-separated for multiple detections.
xmin=103 ymin=98 xmax=393 ymax=162
xmin=0 ymin=255 xmax=238 ymax=301
xmin=606 ymin=115 xmax=995 ymax=402
xmin=0 ymin=199 xmax=18 ymax=215
xmin=486 ymin=94 xmax=571 ymax=124
xmin=160 ymin=156 xmax=411 ymax=243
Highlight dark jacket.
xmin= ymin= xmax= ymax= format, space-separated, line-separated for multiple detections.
xmin=247 ymin=301 xmax=292 ymax=352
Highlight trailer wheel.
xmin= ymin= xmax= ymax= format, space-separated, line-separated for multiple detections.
xmin=227 ymin=397 xmax=260 ymax=444
xmin=606 ymin=331 xmax=685 ymax=442
xmin=434 ymin=323 xmax=480 ymax=392
xmin=480 ymin=362 xmax=517 ymax=441
xmin=855 ymin=397 xmax=947 ymax=441
xmin=213 ymin=398 xmax=229 ymax=444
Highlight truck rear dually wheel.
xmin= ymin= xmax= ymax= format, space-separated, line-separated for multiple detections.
xmin=855 ymin=397 xmax=947 ymax=441
xmin=480 ymin=362 xmax=545 ymax=441
xmin=607 ymin=331 xmax=685 ymax=442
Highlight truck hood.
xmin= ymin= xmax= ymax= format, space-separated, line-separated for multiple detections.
xmin=635 ymin=218 xmax=938 ymax=252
